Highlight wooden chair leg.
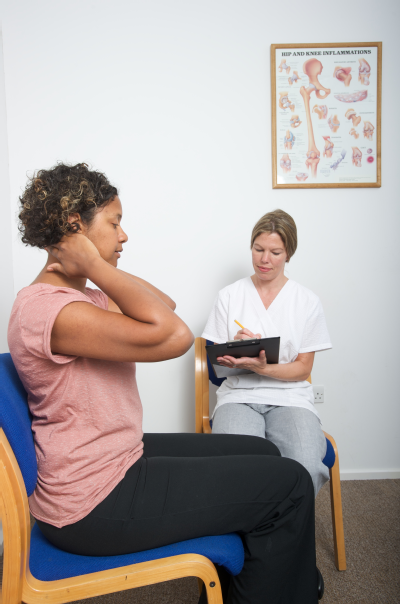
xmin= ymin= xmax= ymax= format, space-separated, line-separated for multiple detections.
xmin=329 ymin=456 xmax=346 ymax=571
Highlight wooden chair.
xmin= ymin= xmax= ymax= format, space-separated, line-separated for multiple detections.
xmin=0 ymin=352 xmax=245 ymax=604
xmin=195 ymin=336 xmax=347 ymax=571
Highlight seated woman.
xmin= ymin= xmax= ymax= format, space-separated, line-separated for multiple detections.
xmin=202 ymin=209 xmax=332 ymax=496
xmin=8 ymin=164 xmax=321 ymax=604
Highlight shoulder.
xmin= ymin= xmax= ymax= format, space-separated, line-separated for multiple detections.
xmin=85 ymin=287 xmax=109 ymax=310
xmin=288 ymin=280 xmax=321 ymax=308
xmin=217 ymin=277 xmax=250 ymax=300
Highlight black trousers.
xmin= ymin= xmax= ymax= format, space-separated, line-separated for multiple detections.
xmin=37 ymin=433 xmax=317 ymax=604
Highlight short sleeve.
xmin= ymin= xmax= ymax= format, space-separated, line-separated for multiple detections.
xmin=201 ymin=291 xmax=229 ymax=344
xmin=299 ymin=297 xmax=332 ymax=354
xmin=19 ymin=288 xmax=97 ymax=364
xmin=85 ymin=288 xmax=109 ymax=310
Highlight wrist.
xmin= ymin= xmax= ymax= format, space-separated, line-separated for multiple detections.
xmin=86 ymin=256 xmax=112 ymax=281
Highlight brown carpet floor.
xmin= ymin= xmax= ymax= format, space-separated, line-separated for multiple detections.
xmin=1 ymin=479 xmax=399 ymax=603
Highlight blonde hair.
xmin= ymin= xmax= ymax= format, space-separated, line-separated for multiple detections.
xmin=251 ymin=209 xmax=297 ymax=261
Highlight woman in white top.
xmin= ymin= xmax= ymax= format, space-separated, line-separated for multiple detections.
xmin=202 ymin=209 xmax=332 ymax=495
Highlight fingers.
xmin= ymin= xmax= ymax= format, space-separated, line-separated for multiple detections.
xmin=234 ymin=328 xmax=257 ymax=340
xmin=46 ymin=263 xmax=66 ymax=275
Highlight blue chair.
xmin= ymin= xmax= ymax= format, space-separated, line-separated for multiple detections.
xmin=194 ymin=337 xmax=346 ymax=571
xmin=0 ymin=352 xmax=244 ymax=604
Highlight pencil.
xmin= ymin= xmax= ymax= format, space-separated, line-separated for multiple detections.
xmin=234 ymin=319 xmax=245 ymax=329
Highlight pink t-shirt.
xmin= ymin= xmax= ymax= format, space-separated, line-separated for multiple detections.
xmin=8 ymin=283 xmax=144 ymax=528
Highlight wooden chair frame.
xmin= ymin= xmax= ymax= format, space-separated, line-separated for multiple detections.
xmin=195 ymin=337 xmax=346 ymax=571
xmin=0 ymin=428 xmax=224 ymax=604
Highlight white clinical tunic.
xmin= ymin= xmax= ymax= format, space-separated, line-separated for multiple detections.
xmin=201 ymin=277 xmax=332 ymax=421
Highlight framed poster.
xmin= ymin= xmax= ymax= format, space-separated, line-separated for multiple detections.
xmin=271 ymin=42 xmax=382 ymax=188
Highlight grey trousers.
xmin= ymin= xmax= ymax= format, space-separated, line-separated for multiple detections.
xmin=212 ymin=403 xmax=329 ymax=496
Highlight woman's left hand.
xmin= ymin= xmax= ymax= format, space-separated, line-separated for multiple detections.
xmin=217 ymin=350 xmax=268 ymax=375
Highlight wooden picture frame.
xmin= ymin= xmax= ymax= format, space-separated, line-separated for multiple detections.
xmin=271 ymin=42 xmax=382 ymax=189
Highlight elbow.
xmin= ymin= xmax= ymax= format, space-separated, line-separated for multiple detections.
xmin=169 ymin=324 xmax=194 ymax=357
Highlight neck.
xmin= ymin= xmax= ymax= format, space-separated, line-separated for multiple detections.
xmin=31 ymin=253 xmax=87 ymax=294
xmin=251 ymin=272 xmax=288 ymax=293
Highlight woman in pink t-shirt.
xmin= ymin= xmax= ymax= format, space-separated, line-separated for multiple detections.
xmin=8 ymin=163 xmax=322 ymax=604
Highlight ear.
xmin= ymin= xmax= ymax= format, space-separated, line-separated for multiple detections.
xmin=67 ymin=213 xmax=84 ymax=233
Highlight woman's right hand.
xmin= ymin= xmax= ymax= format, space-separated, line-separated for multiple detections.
xmin=234 ymin=328 xmax=262 ymax=340
xmin=46 ymin=233 xmax=102 ymax=278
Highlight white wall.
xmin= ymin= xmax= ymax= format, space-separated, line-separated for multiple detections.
xmin=0 ymin=0 xmax=399 ymax=478
xmin=0 ymin=27 xmax=13 ymax=353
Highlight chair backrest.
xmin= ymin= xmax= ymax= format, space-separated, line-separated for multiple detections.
xmin=0 ymin=353 xmax=37 ymax=495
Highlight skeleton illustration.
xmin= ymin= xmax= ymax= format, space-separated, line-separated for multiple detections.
xmin=299 ymin=59 xmax=331 ymax=178
xmin=334 ymin=90 xmax=368 ymax=103
xmin=312 ymin=104 xmax=328 ymax=119
xmin=279 ymin=59 xmax=291 ymax=74
xmin=290 ymin=115 xmax=302 ymax=128
xmin=280 ymin=153 xmax=291 ymax=173
xmin=279 ymin=92 xmax=295 ymax=112
xmin=350 ymin=128 xmax=359 ymax=139
xmin=358 ymin=58 xmax=371 ymax=85
xmin=323 ymin=136 xmax=334 ymax=158
xmin=363 ymin=121 xmax=374 ymax=141
xmin=352 ymin=147 xmax=362 ymax=167
xmin=328 ymin=114 xmax=340 ymax=133
xmin=334 ymin=66 xmax=352 ymax=87
xmin=296 ymin=173 xmax=309 ymax=182
xmin=330 ymin=149 xmax=346 ymax=171
xmin=288 ymin=71 xmax=301 ymax=85
xmin=345 ymin=108 xmax=361 ymax=127
xmin=284 ymin=130 xmax=296 ymax=150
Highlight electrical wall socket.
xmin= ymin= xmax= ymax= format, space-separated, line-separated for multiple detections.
xmin=313 ymin=385 xmax=324 ymax=404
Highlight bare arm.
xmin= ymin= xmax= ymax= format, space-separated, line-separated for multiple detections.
xmin=48 ymin=234 xmax=193 ymax=362
xmin=112 ymin=270 xmax=176 ymax=311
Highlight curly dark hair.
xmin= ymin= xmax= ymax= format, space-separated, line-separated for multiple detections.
xmin=18 ymin=163 xmax=118 ymax=248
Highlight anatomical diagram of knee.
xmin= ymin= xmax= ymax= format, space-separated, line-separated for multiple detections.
xmin=279 ymin=92 xmax=295 ymax=112
xmin=284 ymin=130 xmax=295 ymax=150
xmin=352 ymin=147 xmax=362 ymax=167
xmin=350 ymin=128 xmax=359 ymax=139
xmin=359 ymin=58 xmax=371 ymax=85
xmin=363 ymin=121 xmax=374 ymax=141
xmin=288 ymin=71 xmax=301 ymax=85
xmin=334 ymin=66 xmax=352 ymax=87
xmin=280 ymin=154 xmax=291 ymax=173
xmin=312 ymin=104 xmax=327 ymax=119
xmin=345 ymin=108 xmax=361 ymax=127
xmin=323 ymin=136 xmax=334 ymax=158
xmin=290 ymin=114 xmax=301 ymax=128
xmin=296 ymin=173 xmax=308 ymax=182
xmin=328 ymin=114 xmax=340 ymax=133
xmin=279 ymin=59 xmax=291 ymax=74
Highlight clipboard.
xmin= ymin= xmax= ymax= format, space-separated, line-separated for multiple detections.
xmin=205 ymin=337 xmax=280 ymax=379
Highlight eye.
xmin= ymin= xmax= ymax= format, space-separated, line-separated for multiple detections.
xmin=112 ymin=223 xmax=119 ymax=228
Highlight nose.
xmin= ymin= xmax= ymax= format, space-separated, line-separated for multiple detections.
xmin=261 ymin=252 xmax=270 ymax=264
xmin=119 ymin=227 xmax=128 ymax=243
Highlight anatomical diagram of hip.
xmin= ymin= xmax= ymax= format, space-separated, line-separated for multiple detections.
xmin=334 ymin=66 xmax=352 ymax=87
xmin=279 ymin=59 xmax=291 ymax=74
xmin=279 ymin=92 xmax=295 ymax=112
xmin=352 ymin=147 xmax=362 ymax=167
xmin=284 ymin=131 xmax=295 ymax=150
xmin=345 ymin=108 xmax=361 ymax=127
xmin=299 ymin=58 xmax=331 ymax=178
xmin=363 ymin=121 xmax=374 ymax=141
xmin=323 ymin=136 xmax=334 ymax=158
xmin=290 ymin=115 xmax=301 ymax=128
xmin=288 ymin=71 xmax=301 ymax=85
xmin=280 ymin=154 xmax=291 ymax=173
